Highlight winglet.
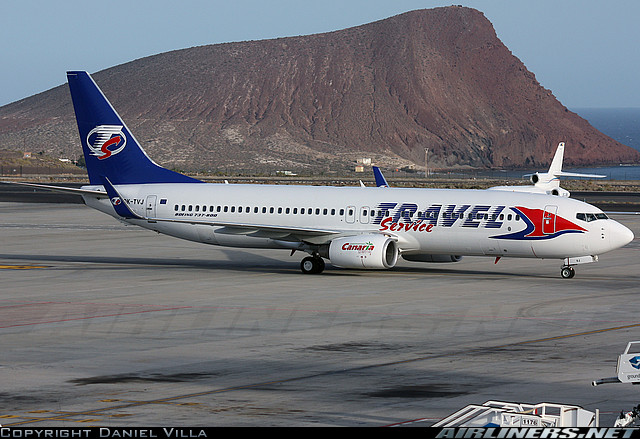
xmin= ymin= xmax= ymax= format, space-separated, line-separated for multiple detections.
xmin=373 ymin=166 xmax=389 ymax=187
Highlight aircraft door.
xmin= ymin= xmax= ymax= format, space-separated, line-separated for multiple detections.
xmin=360 ymin=206 xmax=370 ymax=224
xmin=145 ymin=195 xmax=157 ymax=221
xmin=345 ymin=205 xmax=356 ymax=224
xmin=543 ymin=205 xmax=557 ymax=235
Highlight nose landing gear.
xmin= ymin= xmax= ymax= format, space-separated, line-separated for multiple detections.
xmin=559 ymin=255 xmax=598 ymax=279
xmin=560 ymin=266 xmax=575 ymax=279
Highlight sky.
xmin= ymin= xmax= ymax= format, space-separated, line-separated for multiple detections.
xmin=1 ymin=0 xmax=638 ymax=108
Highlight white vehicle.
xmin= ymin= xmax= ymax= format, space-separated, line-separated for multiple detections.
xmin=593 ymin=341 xmax=640 ymax=386
xmin=9 ymin=71 xmax=634 ymax=278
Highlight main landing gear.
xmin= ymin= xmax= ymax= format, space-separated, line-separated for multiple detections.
xmin=300 ymin=255 xmax=325 ymax=274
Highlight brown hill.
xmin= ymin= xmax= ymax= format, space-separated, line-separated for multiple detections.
xmin=1 ymin=6 xmax=638 ymax=173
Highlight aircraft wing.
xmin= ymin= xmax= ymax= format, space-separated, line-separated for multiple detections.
xmin=146 ymin=215 xmax=344 ymax=243
xmin=97 ymin=177 xmax=344 ymax=241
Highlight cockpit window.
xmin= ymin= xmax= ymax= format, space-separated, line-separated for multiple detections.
xmin=576 ymin=212 xmax=608 ymax=222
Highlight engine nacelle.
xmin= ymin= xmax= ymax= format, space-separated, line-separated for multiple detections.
xmin=328 ymin=234 xmax=398 ymax=269
xmin=402 ymin=254 xmax=462 ymax=263
xmin=530 ymin=173 xmax=540 ymax=184
xmin=549 ymin=187 xmax=570 ymax=197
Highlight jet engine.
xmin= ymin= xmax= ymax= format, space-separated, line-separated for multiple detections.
xmin=402 ymin=254 xmax=462 ymax=263
xmin=328 ymin=234 xmax=398 ymax=269
xmin=530 ymin=173 xmax=540 ymax=184
xmin=549 ymin=187 xmax=570 ymax=197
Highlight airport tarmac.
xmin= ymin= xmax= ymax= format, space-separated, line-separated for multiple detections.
xmin=1 ymin=201 xmax=640 ymax=427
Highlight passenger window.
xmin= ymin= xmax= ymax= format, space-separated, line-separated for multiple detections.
xmin=301 ymin=208 xmax=305 ymax=214
xmin=270 ymin=207 xmax=274 ymax=214
xmin=174 ymin=205 xmax=179 ymax=211
xmin=331 ymin=209 xmax=336 ymax=215
xmin=278 ymin=207 xmax=283 ymax=214
xmin=323 ymin=208 xmax=328 ymax=215
xmin=340 ymin=209 xmax=345 ymax=216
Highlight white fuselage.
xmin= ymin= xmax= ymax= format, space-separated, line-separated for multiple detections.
xmin=81 ymin=182 xmax=633 ymax=261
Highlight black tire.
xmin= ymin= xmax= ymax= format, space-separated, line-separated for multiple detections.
xmin=561 ymin=267 xmax=574 ymax=279
xmin=301 ymin=256 xmax=324 ymax=274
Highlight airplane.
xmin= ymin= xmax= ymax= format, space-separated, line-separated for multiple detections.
xmin=4 ymin=71 xmax=634 ymax=278
xmin=374 ymin=143 xmax=605 ymax=194
xmin=488 ymin=141 xmax=606 ymax=197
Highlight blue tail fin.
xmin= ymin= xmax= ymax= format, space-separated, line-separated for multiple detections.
xmin=66 ymin=71 xmax=201 ymax=185
xmin=372 ymin=166 xmax=389 ymax=187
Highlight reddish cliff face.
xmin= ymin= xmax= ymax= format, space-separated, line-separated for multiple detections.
xmin=1 ymin=6 xmax=638 ymax=172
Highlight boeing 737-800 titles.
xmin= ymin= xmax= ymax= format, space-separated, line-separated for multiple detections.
xmin=6 ymin=71 xmax=634 ymax=278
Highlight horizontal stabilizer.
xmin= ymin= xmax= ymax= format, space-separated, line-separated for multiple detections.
xmin=0 ymin=181 xmax=105 ymax=196
xmin=555 ymin=171 xmax=606 ymax=179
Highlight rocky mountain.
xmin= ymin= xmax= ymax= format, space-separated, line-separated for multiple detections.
xmin=1 ymin=6 xmax=638 ymax=173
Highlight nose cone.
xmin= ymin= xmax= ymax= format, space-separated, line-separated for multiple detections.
xmin=610 ymin=221 xmax=634 ymax=250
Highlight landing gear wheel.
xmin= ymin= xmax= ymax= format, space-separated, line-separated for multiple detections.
xmin=301 ymin=256 xmax=325 ymax=274
xmin=560 ymin=266 xmax=575 ymax=279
